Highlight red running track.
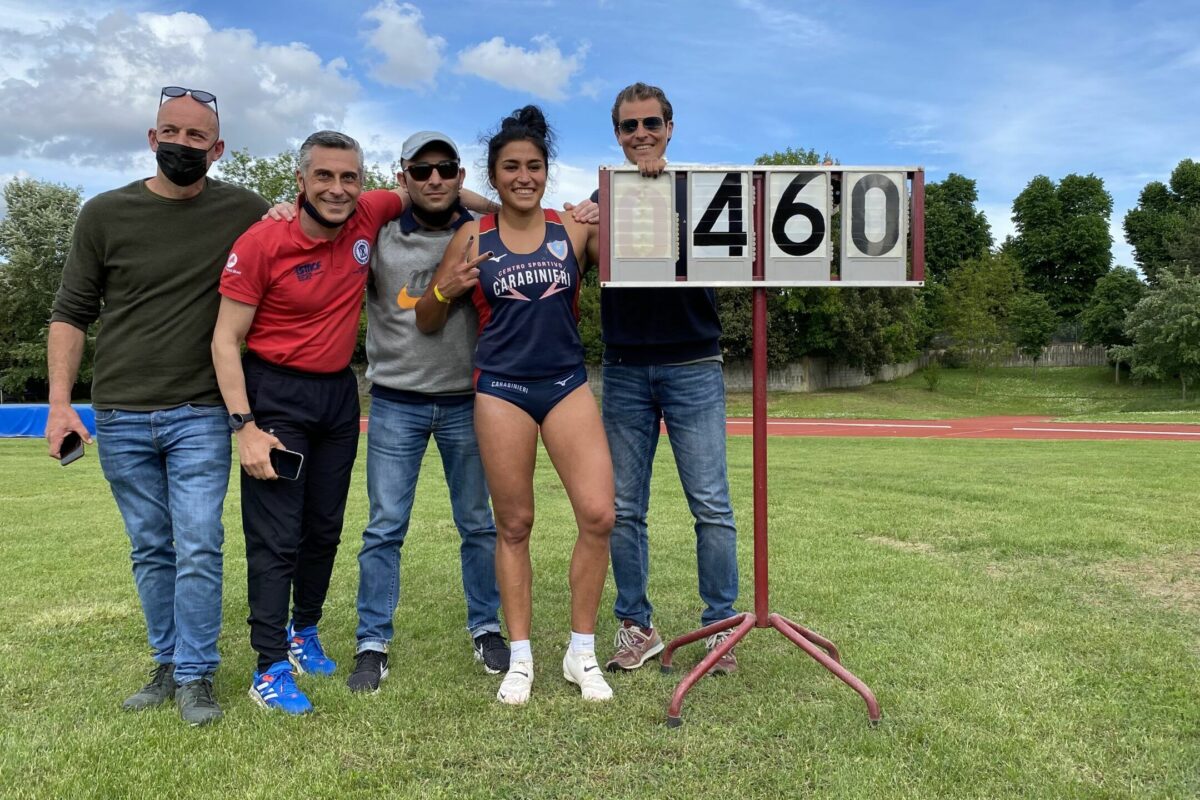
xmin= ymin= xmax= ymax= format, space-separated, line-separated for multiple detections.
xmin=359 ymin=414 xmax=1200 ymax=441
xmin=722 ymin=415 xmax=1200 ymax=440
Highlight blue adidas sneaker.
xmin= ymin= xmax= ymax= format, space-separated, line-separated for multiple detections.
xmin=287 ymin=622 xmax=337 ymax=676
xmin=249 ymin=661 xmax=312 ymax=715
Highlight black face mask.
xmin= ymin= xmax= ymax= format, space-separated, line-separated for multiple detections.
xmin=412 ymin=204 xmax=457 ymax=230
xmin=156 ymin=141 xmax=212 ymax=187
xmin=299 ymin=181 xmax=357 ymax=229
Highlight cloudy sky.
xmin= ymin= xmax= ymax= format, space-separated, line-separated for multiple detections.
xmin=2 ymin=0 xmax=1198 ymax=267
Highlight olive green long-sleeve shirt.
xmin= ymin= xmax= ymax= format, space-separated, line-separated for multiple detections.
xmin=52 ymin=178 xmax=267 ymax=410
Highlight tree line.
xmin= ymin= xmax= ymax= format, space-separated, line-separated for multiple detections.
xmin=2 ymin=152 xmax=1198 ymax=399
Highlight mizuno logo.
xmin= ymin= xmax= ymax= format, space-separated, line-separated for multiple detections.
xmin=554 ymin=374 xmax=575 ymax=387
xmin=490 ymin=253 xmax=508 ymax=263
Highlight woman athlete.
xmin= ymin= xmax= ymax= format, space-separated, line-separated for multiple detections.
xmin=416 ymin=106 xmax=613 ymax=705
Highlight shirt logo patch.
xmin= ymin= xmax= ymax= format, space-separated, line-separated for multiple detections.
xmin=294 ymin=261 xmax=322 ymax=282
xmin=224 ymin=253 xmax=240 ymax=274
xmin=353 ymin=238 xmax=371 ymax=265
xmin=547 ymin=240 xmax=568 ymax=261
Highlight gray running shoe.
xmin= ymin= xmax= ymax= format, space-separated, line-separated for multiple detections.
xmin=176 ymin=678 xmax=223 ymax=726
xmin=122 ymin=663 xmax=176 ymax=711
xmin=605 ymin=620 xmax=664 ymax=672
xmin=705 ymin=631 xmax=739 ymax=676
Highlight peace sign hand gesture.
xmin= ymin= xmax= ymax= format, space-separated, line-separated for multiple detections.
xmin=437 ymin=235 xmax=493 ymax=300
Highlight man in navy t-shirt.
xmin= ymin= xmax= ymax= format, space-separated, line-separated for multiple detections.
xmin=593 ymin=83 xmax=740 ymax=674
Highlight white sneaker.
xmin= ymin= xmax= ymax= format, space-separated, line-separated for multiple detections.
xmin=497 ymin=659 xmax=534 ymax=705
xmin=562 ymin=649 xmax=613 ymax=702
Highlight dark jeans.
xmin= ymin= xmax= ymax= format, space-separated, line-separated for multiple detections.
xmin=242 ymin=354 xmax=360 ymax=671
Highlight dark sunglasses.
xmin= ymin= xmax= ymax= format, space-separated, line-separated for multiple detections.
xmin=617 ymin=116 xmax=665 ymax=135
xmin=405 ymin=160 xmax=460 ymax=181
xmin=160 ymin=86 xmax=219 ymax=119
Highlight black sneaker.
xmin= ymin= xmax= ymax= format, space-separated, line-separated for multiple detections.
xmin=122 ymin=663 xmax=176 ymax=711
xmin=176 ymin=678 xmax=223 ymax=726
xmin=473 ymin=632 xmax=511 ymax=674
xmin=347 ymin=650 xmax=389 ymax=693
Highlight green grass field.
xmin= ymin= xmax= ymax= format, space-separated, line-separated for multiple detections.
xmin=726 ymin=366 xmax=1200 ymax=423
xmin=1 ymin=427 xmax=1197 ymax=798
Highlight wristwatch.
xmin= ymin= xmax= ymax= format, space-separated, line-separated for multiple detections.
xmin=228 ymin=411 xmax=255 ymax=431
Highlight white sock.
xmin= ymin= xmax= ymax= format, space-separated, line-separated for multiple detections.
xmin=510 ymin=639 xmax=532 ymax=663
xmin=570 ymin=631 xmax=595 ymax=655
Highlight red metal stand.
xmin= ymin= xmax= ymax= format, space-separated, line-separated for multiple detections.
xmin=660 ymin=171 xmax=881 ymax=728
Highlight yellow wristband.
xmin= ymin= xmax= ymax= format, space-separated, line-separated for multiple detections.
xmin=433 ymin=283 xmax=452 ymax=304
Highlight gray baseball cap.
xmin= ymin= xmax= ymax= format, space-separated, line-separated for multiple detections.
xmin=401 ymin=131 xmax=460 ymax=161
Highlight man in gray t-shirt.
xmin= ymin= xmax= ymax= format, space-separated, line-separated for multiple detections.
xmin=347 ymin=131 xmax=508 ymax=693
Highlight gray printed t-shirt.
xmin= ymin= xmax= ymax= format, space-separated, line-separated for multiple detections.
xmin=365 ymin=205 xmax=477 ymax=396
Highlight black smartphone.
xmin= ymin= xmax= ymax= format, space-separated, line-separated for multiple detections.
xmin=269 ymin=447 xmax=304 ymax=480
xmin=59 ymin=432 xmax=85 ymax=466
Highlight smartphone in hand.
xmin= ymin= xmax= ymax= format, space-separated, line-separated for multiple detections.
xmin=59 ymin=432 xmax=85 ymax=466
xmin=269 ymin=447 xmax=304 ymax=480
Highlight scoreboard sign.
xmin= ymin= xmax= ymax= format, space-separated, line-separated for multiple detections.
xmin=599 ymin=165 xmax=924 ymax=287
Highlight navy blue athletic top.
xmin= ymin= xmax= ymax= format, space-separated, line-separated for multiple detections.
xmin=472 ymin=210 xmax=584 ymax=379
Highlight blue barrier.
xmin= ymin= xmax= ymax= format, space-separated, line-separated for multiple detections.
xmin=0 ymin=404 xmax=97 ymax=438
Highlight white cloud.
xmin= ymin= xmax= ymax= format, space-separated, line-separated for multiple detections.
xmin=455 ymin=35 xmax=587 ymax=101
xmin=0 ymin=11 xmax=359 ymax=168
xmin=361 ymin=1 xmax=445 ymax=89
xmin=734 ymin=0 xmax=836 ymax=46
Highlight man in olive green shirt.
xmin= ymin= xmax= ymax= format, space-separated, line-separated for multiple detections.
xmin=46 ymin=86 xmax=267 ymax=726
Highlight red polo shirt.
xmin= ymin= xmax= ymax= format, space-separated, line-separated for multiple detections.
xmin=220 ymin=190 xmax=404 ymax=373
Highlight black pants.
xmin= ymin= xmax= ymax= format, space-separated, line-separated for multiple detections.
xmin=242 ymin=353 xmax=360 ymax=671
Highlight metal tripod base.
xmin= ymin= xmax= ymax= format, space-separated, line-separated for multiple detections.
xmin=660 ymin=612 xmax=881 ymax=728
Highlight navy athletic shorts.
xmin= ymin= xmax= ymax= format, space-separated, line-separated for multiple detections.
xmin=474 ymin=366 xmax=588 ymax=425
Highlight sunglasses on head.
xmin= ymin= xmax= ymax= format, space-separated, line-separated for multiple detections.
xmin=617 ymin=116 xmax=665 ymax=135
xmin=405 ymin=160 xmax=460 ymax=181
xmin=160 ymin=86 xmax=219 ymax=119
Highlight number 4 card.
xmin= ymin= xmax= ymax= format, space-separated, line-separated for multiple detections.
xmin=687 ymin=170 xmax=753 ymax=282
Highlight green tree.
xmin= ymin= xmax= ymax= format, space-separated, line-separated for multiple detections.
xmin=0 ymin=178 xmax=85 ymax=396
xmin=1124 ymin=269 xmax=1200 ymax=399
xmin=944 ymin=252 xmax=1022 ymax=392
xmin=923 ymin=173 xmax=991 ymax=282
xmin=1009 ymin=290 xmax=1057 ymax=372
xmin=577 ymin=268 xmax=603 ymax=364
xmin=1011 ymin=173 xmax=1112 ymax=319
xmin=1123 ymin=159 xmax=1200 ymax=284
xmin=1164 ymin=207 xmax=1200 ymax=277
xmin=217 ymin=148 xmax=395 ymax=205
xmin=1079 ymin=266 xmax=1145 ymax=385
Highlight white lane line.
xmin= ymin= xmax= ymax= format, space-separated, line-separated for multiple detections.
xmin=1014 ymin=427 xmax=1200 ymax=437
xmin=727 ymin=421 xmax=953 ymax=430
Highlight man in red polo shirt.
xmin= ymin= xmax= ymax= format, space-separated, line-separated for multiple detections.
xmin=212 ymin=129 xmax=404 ymax=714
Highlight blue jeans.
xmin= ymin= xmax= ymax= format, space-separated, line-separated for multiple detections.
xmin=602 ymin=362 xmax=738 ymax=629
xmin=94 ymin=404 xmax=230 ymax=684
xmin=355 ymin=395 xmax=500 ymax=652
